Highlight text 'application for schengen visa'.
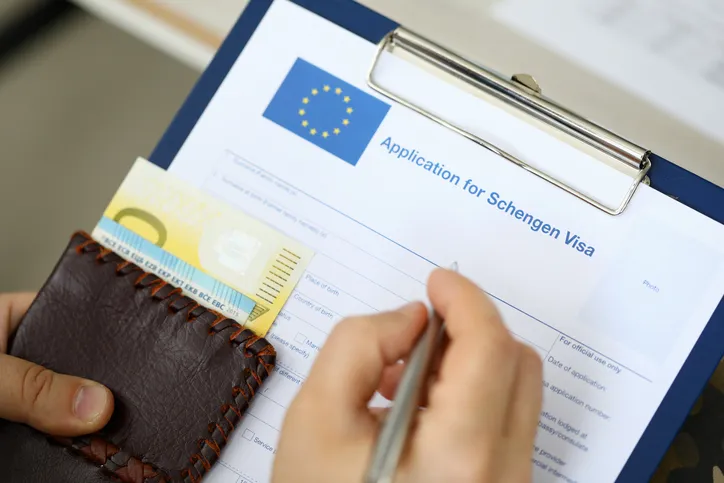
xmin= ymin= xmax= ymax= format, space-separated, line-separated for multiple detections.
xmin=263 ymin=57 xmax=601 ymax=260
xmin=263 ymin=57 xmax=390 ymax=166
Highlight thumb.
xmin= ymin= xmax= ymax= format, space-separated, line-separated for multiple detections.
xmin=0 ymin=353 xmax=114 ymax=436
xmin=304 ymin=302 xmax=427 ymax=415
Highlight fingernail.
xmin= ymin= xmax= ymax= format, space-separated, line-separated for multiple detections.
xmin=73 ymin=384 xmax=108 ymax=423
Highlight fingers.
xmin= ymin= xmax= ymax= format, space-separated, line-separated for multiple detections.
xmin=427 ymin=269 xmax=508 ymax=344
xmin=301 ymin=302 xmax=427 ymax=417
xmin=0 ymin=353 xmax=114 ymax=436
xmin=377 ymin=348 xmax=444 ymax=408
xmin=377 ymin=361 xmax=406 ymax=401
xmin=0 ymin=292 xmax=113 ymax=437
xmin=500 ymin=345 xmax=543 ymax=482
xmin=0 ymin=292 xmax=36 ymax=353
xmin=505 ymin=345 xmax=543 ymax=447
xmin=425 ymin=268 xmax=523 ymax=439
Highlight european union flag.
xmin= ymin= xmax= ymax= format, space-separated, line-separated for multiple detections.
xmin=263 ymin=58 xmax=390 ymax=166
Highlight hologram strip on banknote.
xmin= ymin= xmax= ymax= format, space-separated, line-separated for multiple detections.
xmin=93 ymin=216 xmax=258 ymax=322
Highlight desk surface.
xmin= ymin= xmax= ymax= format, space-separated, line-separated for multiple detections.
xmin=70 ymin=0 xmax=724 ymax=189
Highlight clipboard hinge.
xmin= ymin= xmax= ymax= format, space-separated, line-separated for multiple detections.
xmin=366 ymin=27 xmax=652 ymax=216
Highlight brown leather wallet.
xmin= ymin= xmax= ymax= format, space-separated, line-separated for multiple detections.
xmin=0 ymin=231 xmax=276 ymax=482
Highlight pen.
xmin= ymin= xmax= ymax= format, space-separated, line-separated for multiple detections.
xmin=364 ymin=262 xmax=458 ymax=483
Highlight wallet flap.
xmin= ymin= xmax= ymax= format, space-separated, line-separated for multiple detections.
xmin=8 ymin=232 xmax=276 ymax=483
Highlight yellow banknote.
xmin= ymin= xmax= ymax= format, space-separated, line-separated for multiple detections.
xmin=96 ymin=157 xmax=314 ymax=336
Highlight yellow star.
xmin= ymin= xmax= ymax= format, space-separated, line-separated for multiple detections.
xmin=346 ymin=107 xmax=353 ymax=114
xmin=310 ymin=128 xmax=317 ymax=135
xmin=323 ymin=85 xmax=330 ymax=92
xmin=343 ymin=96 xmax=351 ymax=103
xmin=335 ymin=88 xmax=342 ymax=95
xmin=312 ymin=88 xmax=319 ymax=95
xmin=322 ymin=131 xmax=329 ymax=138
xmin=342 ymin=119 xmax=349 ymax=126
xmin=302 ymin=120 xmax=309 ymax=127
xmin=333 ymin=128 xmax=341 ymax=135
xmin=302 ymin=97 xmax=309 ymax=104
xmin=298 ymin=109 xmax=306 ymax=116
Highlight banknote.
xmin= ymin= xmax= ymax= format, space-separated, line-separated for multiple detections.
xmin=92 ymin=157 xmax=315 ymax=336
xmin=93 ymin=217 xmax=258 ymax=323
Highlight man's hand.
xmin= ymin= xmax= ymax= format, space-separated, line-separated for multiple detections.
xmin=273 ymin=268 xmax=543 ymax=483
xmin=0 ymin=292 xmax=114 ymax=436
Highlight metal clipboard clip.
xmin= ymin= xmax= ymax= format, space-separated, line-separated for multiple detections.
xmin=366 ymin=27 xmax=652 ymax=216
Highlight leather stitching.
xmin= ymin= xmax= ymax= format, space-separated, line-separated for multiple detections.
xmin=58 ymin=231 xmax=277 ymax=483
xmin=52 ymin=436 xmax=167 ymax=483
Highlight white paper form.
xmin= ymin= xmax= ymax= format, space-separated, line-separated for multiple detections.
xmin=492 ymin=0 xmax=724 ymax=146
xmin=167 ymin=1 xmax=724 ymax=482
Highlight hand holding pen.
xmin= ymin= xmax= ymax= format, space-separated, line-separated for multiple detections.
xmin=273 ymin=267 xmax=543 ymax=483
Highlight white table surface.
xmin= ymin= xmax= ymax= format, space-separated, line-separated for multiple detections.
xmin=69 ymin=0 xmax=724 ymax=188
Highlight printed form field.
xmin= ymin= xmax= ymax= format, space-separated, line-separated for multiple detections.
xmin=201 ymin=151 xmax=653 ymax=483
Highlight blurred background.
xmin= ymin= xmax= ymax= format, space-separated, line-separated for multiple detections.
xmin=0 ymin=0 xmax=199 ymax=291
xmin=1 ymin=0 xmax=723 ymax=291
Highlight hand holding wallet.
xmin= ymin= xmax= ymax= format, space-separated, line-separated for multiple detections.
xmin=0 ymin=231 xmax=276 ymax=482
xmin=0 ymin=292 xmax=116 ymax=441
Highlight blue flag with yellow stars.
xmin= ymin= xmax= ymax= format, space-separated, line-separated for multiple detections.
xmin=263 ymin=58 xmax=390 ymax=166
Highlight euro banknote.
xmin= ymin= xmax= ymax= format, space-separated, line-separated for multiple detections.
xmin=92 ymin=157 xmax=314 ymax=336
xmin=93 ymin=216 xmax=258 ymax=323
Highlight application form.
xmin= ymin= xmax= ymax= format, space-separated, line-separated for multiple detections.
xmin=165 ymin=1 xmax=724 ymax=482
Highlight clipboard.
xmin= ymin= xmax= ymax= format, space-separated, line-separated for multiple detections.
xmin=147 ymin=0 xmax=724 ymax=481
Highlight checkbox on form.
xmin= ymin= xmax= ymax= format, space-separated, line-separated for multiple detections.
xmin=242 ymin=429 xmax=255 ymax=441
xmin=295 ymin=333 xmax=307 ymax=344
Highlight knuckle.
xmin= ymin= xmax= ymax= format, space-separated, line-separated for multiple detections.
xmin=21 ymin=364 xmax=55 ymax=413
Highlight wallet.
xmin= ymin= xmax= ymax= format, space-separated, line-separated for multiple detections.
xmin=0 ymin=231 xmax=277 ymax=482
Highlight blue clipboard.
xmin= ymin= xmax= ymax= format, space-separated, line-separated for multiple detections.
xmin=147 ymin=0 xmax=724 ymax=481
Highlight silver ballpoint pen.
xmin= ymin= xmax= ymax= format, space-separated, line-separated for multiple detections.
xmin=364 ymin=262 xmax=458 ymax=483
